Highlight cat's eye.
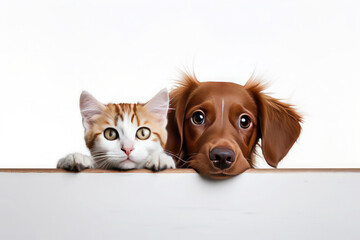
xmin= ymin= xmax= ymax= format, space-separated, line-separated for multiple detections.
xmin=239 ymin=114 xmax=252 ymax=129
xmin=104 ymin=128 xmax=119 ymax=140
xmin=191 ymin=110 xmax=205 ymax=125
xmin=136 ymin=127 xmax=151 ymax=140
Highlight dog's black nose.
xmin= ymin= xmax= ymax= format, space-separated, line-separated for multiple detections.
xmin=209 ymin=147 xmax=235 ymax=169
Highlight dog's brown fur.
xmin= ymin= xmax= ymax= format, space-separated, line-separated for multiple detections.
xmin=166 ymin=73 xmax=302 ymax=179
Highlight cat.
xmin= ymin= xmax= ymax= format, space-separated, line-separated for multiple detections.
xmin=57 ymin=88 xmax=176 ymax=171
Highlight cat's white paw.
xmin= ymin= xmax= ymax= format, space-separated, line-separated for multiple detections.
xmin=57 ymin=153 xmax=94 ymax=172
xmin=145 ymin=152 xmax=176 ymax=171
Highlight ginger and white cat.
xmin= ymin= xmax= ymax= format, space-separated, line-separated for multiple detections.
xmin=57 ymin=89 xmax=175 ymax=171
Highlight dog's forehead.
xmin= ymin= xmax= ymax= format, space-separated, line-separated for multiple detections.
xmin=188 ymin=81 xmax=256 ymax=108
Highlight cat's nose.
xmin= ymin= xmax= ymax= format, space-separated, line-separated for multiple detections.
xmin=121 ymin=146 xmax=134 ymax=156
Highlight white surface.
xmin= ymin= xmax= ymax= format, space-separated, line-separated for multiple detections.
xmin=1 ymin=0 xmax=360 ymax=168
xmin=0 ymin=171 xmax=359 ymax=240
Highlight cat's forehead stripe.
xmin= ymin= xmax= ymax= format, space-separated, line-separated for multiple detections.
xmin=130 ymin=103 xmax=136 ymax=124
xmin=130 ymin=113 xmax=135 ymax=124
xmin=106 ymin=102 xmax=161 ymax=130
xmin=133 ymin=104 xmax=140 ymax=126
xmin=115 ymin=104 xmax=122 ymax=121
xmin=110 ymin=104 xmax=119 ymax=126
xmin=117 ymin=105 xmax=123 ymax=121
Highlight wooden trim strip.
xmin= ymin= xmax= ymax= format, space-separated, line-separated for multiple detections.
xmin=0 ymin=168 xmax=359 ymax=173
xmin=0 ymin=168 xmax=197 ymax=173
xmin=245 ymin=168 xmax=360 ymax=173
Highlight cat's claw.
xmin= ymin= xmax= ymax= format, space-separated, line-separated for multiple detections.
xmin=57 ymin=153 xmax=94 ymax=172
xmin=145 ymin=152 xmax=176 ymax=171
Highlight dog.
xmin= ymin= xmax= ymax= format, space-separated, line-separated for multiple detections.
xmin=165 ymin=73 xmax=302 ymax=179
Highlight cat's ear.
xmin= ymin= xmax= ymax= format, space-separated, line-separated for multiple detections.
xmin=80 ymin=91 xmax=105 ymax=130
xmin=144 ymin=88 xmax=169 ymax=127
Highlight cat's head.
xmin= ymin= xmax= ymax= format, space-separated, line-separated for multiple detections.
xmin=80 ymin=89 xmax=169 ymax=170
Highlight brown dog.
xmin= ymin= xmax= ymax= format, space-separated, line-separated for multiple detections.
xmin=166 ymin=73 xmax=302 ymax=179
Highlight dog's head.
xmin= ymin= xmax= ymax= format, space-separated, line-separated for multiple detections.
xmin=166 ymin=73 xmax=302 ymax=179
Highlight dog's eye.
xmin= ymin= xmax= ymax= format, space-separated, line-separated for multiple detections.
xmin=191 ymin=111 xmax=205 ymax=125
xmin=104 ymin=128 xmax=119 ymax=140
xmin=239 ymin=114 xmax=251 ymax=129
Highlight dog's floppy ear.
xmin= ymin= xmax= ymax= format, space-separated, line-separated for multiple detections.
xmin=245 ymin=79 xmax=302 ymax=167
xmin=166 ymin=73 xmax=200 ymax=158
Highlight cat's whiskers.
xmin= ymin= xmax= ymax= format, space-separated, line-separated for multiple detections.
xmin=102 ymin=160 xmax=113 ymax=170
xmin=92 ymin=152 xmax=113 ymax=169
xmin=180 ymin=153 xmax=200 ymax=167
xmin=164 ymin=150 xmax=188 ymax=164
xmin=92 ymin=152 xmax=123 ymax=159
xmin=92 ymin=151 xmax=130 ymax=169
xmin=178 ymin=154 xmax=199 ymax=168
xmin=94 ymin=157 xmax=112 ymax=169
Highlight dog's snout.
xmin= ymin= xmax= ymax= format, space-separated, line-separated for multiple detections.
xmin=209 ymin=147 xmax=235 ymax=169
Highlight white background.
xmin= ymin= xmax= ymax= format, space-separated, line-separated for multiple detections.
xmin=0 ymin=0 xmax=359 ymax=168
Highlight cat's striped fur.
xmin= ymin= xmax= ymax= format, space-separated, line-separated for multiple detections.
xmin=85 ymin=103 xmax=167 ymax=150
